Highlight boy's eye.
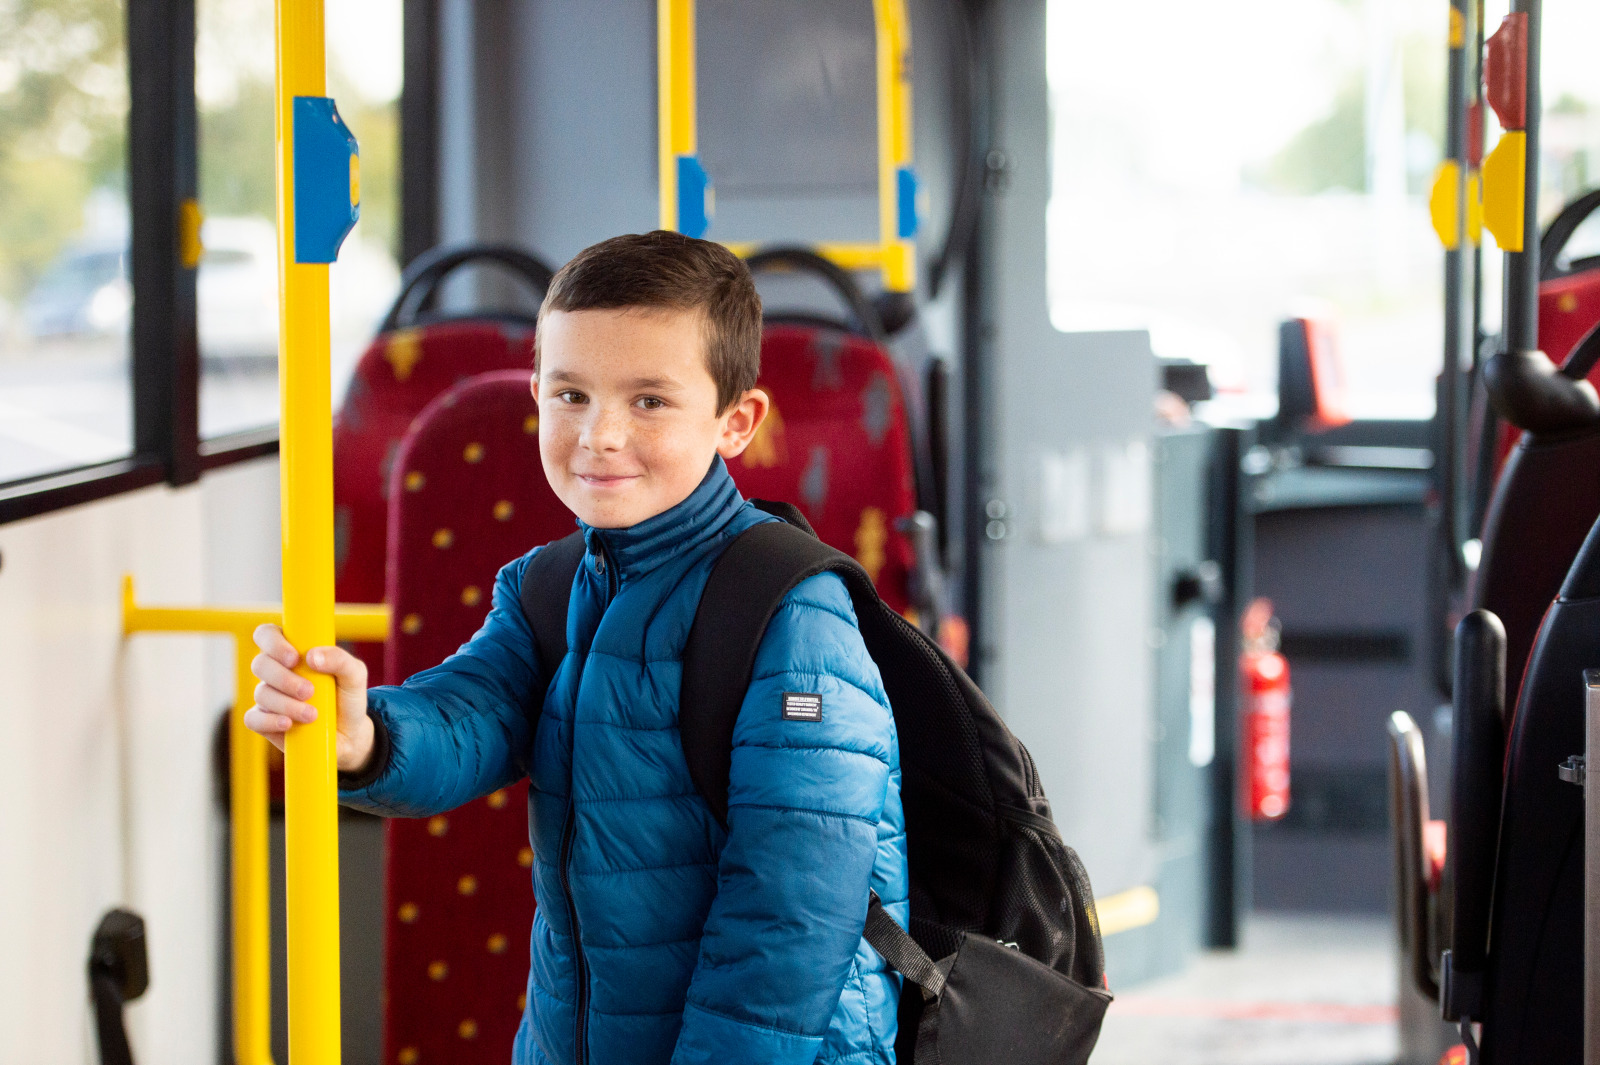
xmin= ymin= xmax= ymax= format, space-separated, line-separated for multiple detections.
xmin=637 ymin=396 xmax=665 ymax=411
xmin=557 ymin=390 xmax=587 ymax=404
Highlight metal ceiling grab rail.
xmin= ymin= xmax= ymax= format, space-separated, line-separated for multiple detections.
xmin=119 ymin=580 xmax=388 ymax=1065
xmin=275 ymin=0 xmax=361 ymax=1059
xmin=658 ymin=0 xmax=919 ymax=293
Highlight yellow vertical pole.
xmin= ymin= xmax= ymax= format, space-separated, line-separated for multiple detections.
xmin=658 ymin=0 xmax=696 ymax=232
xmin=232 ymin=639 xmax=275 ymax=1065
xmin=273 ymin=0 xmax=342 ymax=1060
xmin=873 ymin=0 xmax=914 ymax=292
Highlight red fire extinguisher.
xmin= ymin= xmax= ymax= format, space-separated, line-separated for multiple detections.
xmin=1240 ymin=597 xmax=1291 ymax=822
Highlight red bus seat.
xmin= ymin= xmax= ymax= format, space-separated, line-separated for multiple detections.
xmin=333 ymin=245 xmax=553 ymax=673
xmin=731 ymin=321 xmax=920 ymax=615
xmin=380 ymin=369 xmax=574 ymax=1065
xmin=734 ymin=248 xmax=952 ymax=640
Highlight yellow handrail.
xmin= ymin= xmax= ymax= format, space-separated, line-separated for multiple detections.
xmin=660 ymin=0 xmax=917 ymax=291
xmin=121 ymin=576 xmax=388 ymax=1065
xmin=275 ymin=0 xmax=344 ymax=1059
xmin=658 ymin=0 xmax=697 ymax=233
xmin=872 ymin=0 xmax=915 ymax=292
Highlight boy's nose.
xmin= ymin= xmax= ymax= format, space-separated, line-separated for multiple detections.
xmin=579 ymin=404 xmax=628 ymax=453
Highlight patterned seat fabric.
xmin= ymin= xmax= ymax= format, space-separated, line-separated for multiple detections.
xmin=1539 ymin=269 xmax=1600 ymax=371
xmin=333 ymin=320 xmax=537 ymax=673
xmin=381 ymin=370 xmax=574 ymax=1065
xmin=730 ymin=322 xmax=919 ymax=615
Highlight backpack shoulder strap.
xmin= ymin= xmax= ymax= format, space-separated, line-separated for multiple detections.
xmin=519 ymin=531 xmax=586 ymax=704
xmin=681 ymin=504 xmax=868 ymax=829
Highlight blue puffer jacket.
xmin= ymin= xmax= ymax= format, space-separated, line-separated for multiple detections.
xmin=341 ymin=458 xmax=909 ymax=1065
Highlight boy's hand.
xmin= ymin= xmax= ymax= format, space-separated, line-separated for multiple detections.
xmin=244 ymin=623 xmax=376 ymax=774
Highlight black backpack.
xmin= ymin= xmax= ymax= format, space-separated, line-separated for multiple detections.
xmin=520 ymin=501 xmax=1112 ymax=1065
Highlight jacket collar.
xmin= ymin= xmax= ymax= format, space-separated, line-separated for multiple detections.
xmin=578 ymin=456 xmax=746 ymax=582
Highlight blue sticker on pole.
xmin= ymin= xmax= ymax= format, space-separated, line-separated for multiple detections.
xmin=293 ymin=96 xmax=360 ymax=264
xmin=896 ymin=166 xmax=919 ymax=239
xmin=677 ymin=154 xmax=712 ymax=239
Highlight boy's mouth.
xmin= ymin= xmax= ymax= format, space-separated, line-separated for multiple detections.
xmin=576 ymin=473 xmax=641 ymax=489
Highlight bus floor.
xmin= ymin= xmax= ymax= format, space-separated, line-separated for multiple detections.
xmin=1095 ymin=913 xmax=1400 ymax=1065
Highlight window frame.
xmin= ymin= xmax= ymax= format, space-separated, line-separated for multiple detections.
xmin=0 ymin=0 xmax=436 ymax=527
xmin=0 ymin=0 xmax=284 ymax=526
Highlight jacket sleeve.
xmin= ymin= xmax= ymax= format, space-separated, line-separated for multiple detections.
xmin=338 ymin=549 xmax=544 ymax=818
xmin=671 ymin=572 xmax=895 ymax=1065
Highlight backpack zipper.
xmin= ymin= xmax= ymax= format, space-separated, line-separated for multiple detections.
xmin=563 ymin=538 xmax=616 ymax=1065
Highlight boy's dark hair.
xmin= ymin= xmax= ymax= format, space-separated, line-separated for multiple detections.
xmin=537 ymin=231 xmax=763 ymax=412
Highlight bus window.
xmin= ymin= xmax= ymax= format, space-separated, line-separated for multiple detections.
xmin=0 ymin=0 xmax=132 ymax=485
xmin=1046 ymin=0 xmax=1449 ymax=421
xmin=196 ymin=0 xmax=401 ymax=441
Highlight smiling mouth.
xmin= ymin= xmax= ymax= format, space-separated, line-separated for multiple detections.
xmin=576 ymin=473 xmax=640 ymax=487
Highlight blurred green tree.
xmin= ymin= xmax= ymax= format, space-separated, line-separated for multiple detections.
xmin=0 ymin=0 xmax=127 ymax=300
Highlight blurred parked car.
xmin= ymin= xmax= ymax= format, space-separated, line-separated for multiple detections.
xmin=22 ymin=244 xmax=129 ymax=340
xmin=20 ymin=216 xmax=397 ymax=374
xmin=197 ymin=216 xmax=280 ymax=365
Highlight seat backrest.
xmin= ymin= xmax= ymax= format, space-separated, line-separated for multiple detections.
xmin=1276 ymin=316 xmax=1350 ymax=434
xmin=1485 ymin=273 xmax=1600 ymax=472
xmin=1471 ymin=202 xmax=1600 ymax=700
xmin=729 ymin=322 xmax=919 ymax=614
xmin=1440 ymin=610 xmax=1504 ymax=1024
xmin=1385 ymin=710 xmax=1437 ymax=1002
xmin=1484 ymin=189 xmax=1600 ymax=475
xmin=1477 ymin=518 xmax=1600 ymax=1064
xmin=380 ymin=369 xmax=574 ymax=1065
xmin=1538 ymin=270 xmax=1600 ymax=377
xmin=333 ymin=320 xmax=537 ymax=665
xmin=334 ymin=242 xmax=554 ymax=674
xmin=1470 ymin=428 xmax=1600 ymax=700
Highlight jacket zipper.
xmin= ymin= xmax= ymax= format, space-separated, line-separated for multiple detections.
xmin=564 ymin=539 xmax=617 ymax=1065
xmin=558 ymin=808 xmax=588 ymax=1065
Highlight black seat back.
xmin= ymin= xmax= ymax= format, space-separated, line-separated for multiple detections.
xmin=1441 ymin=610 xmax=1505 ymax=1024
xmin=1477 ymin=519 xmax=1600 ymax=1063
xmin=1470 ymin=428 xmax=1600 ymax=702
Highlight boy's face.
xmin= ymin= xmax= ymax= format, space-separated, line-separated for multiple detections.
xmin=533 ymin=307 xmax=768 ymax=529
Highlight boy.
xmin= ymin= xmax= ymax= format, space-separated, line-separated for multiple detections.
xmin=246 ymin=231 xmax=908 ymax=1065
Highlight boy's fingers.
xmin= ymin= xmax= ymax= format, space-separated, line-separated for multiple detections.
xmin=253 ymin=682 xmax=317 ymax=723
xmin=307 ymin=645 xmax=368 ymax=692
xmin=241 ymin=708 xmax=291 ymax=753
xmin=242 ymin=705 xmax=290 ymax=732
xmin=253 ymin=623 xmax=298 ymax=667
xmin=243 ymin=705 xmax=292 ymax=735
xmin=251 ymin=652 xmax=314 ymax=700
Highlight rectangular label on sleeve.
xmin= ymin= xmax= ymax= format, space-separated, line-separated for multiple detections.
xmin=781 ymin=692 xmax=823 ymax=722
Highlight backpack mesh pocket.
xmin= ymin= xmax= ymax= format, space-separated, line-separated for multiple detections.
xmin=991 ymin=807 xmax=1105 ymax=988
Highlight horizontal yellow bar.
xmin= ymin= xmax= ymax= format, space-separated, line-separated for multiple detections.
xmin=121 ymin=574 xmax=390 ymax=642
xmin=726 ymin=241 xmax=906 ymax=277
xmin=1097 ymin=885 xmax=1161 ymax=937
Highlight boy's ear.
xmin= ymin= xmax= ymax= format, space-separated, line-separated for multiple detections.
xmin=716 ymin=387 xmax=771 ymax=460
xmin=529 ymin=370 xmax=540 ymax=402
